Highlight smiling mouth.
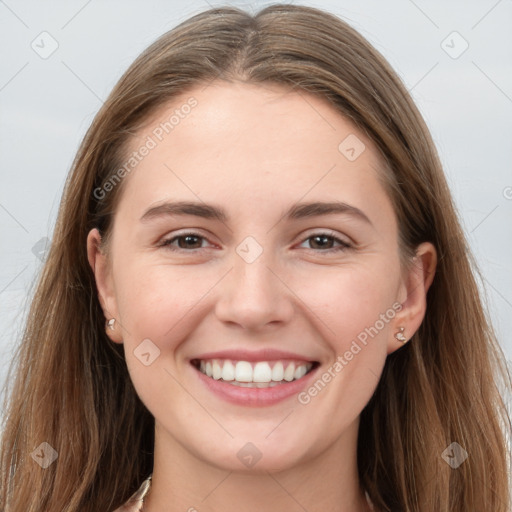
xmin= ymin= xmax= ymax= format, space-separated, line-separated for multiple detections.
xmin=191 ymin=359 xmax=319 ymax=388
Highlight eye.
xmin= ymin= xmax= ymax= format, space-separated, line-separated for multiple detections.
xmin=159 ymin=232 xmax=211 ymax=251
xmin=298 ymin=232 xmax=352 ymax=253
xmin=158 ymin=230 xmax=352 ymax=254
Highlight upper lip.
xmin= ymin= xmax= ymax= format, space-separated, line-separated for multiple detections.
xmin=190 ymin=348 xmax=318 ymax=363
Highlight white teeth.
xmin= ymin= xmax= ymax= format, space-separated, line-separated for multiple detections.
xmin=221 ymin=360 xmax=235 ymax=381
xmin=235 ymin=361 xmax=253 ymax=382
xmin=271 ymin=362 xmax=284 ymax=381
xmin=283 ymin=363 xmax=295 ymax=382
xmin=294 ymin=365 xmax=307 ymax=380
xmin=196 ymin=359 xmax=314 ymax=384
xmin=212 ymin=360 xmax=222 ymax=380
xmin=253 ymin=362 xmax=272 ymax=383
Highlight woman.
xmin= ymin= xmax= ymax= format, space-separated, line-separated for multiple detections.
xmin=1 ymin=4 xmax=510 ymax=511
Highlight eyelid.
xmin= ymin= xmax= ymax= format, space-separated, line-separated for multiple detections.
xmin=158 ymin=229 xmax=216 ymax=249
xmin=295 ymin=230 xmax=353 ymax=253
xmin=299 ymin=228 xmax=352 ymax=245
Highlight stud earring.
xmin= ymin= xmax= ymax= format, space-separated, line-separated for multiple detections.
xmin=106 ymin=318 xmax=116 ymax=330
xmin=395 ymin=326 xmax=407 ymax=343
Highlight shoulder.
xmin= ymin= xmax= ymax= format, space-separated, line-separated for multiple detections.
xmin=112 ymin=474 xmax=152 ymax=512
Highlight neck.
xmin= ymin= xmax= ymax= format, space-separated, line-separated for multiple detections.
xmin=142 ymin=419 xmax=372 ymax=512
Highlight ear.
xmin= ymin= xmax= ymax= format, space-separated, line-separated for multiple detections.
xmin=87 ymin=228 xmax=123 ymax=344
xmin=387 ymin=241 xmax=437 ymax=354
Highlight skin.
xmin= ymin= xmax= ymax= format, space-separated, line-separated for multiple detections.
xmin=87 ymin=81 xmax=436 ymax=512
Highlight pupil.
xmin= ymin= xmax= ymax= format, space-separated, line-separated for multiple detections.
xmin=181 ymin=235 xmax=200 ymax=248
xmin=313 ymin=235 xmax=331 ymax=249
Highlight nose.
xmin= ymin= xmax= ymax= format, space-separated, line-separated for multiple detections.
xmin=214 ymin=248 xmax=295 ymax=331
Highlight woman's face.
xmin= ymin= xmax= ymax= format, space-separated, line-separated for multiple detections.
xmin=88 ymin=81 xmax=434 ymax=472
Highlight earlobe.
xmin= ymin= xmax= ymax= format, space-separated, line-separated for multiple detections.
xmin=86 ymin=228 xmax=123 ymax=344
xmin=387 ymin=242 xmax=437 ymax=354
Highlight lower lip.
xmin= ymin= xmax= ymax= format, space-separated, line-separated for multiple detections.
xmin=192 ymin=363 xmax=319 ymax=407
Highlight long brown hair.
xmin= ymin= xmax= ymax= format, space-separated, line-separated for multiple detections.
xmin=1 ymin=4 xmax=510 ymax=511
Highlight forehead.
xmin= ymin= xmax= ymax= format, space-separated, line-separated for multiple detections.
xmin=136 ymin=80 xmax=377 ymax=161
xmin=117 ymin=80 xmax=393 ymax=229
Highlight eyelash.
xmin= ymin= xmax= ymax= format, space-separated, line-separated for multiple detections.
xmin=159 ymin=231 xmax=352 ymax=254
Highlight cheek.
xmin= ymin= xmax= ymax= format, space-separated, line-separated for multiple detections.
xmin=293 ymin=268 xmax=396 ymax=416
xmin=113 ymin=261 xmax=218 ymax=344
xmin=113 ymin=252 xmax=400 ymax=350
xmin=112 ymin=262 xmax=208 ymax=407
xmin=293 ymin=262 xmax=399 ymax=345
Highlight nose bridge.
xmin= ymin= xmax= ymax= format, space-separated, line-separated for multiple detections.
xmin=214 ymin=236 xmax=293 ymax=329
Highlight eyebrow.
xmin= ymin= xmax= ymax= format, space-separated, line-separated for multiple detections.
xmin=140 ymin=200 xmax=373 ymax=227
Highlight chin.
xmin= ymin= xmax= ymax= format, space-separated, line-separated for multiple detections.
xmin=194 ymin=436 xmax=311 ymax=474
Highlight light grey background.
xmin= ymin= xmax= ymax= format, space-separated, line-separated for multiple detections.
xmin=1 ymin=0 xmax=511 ymax=404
